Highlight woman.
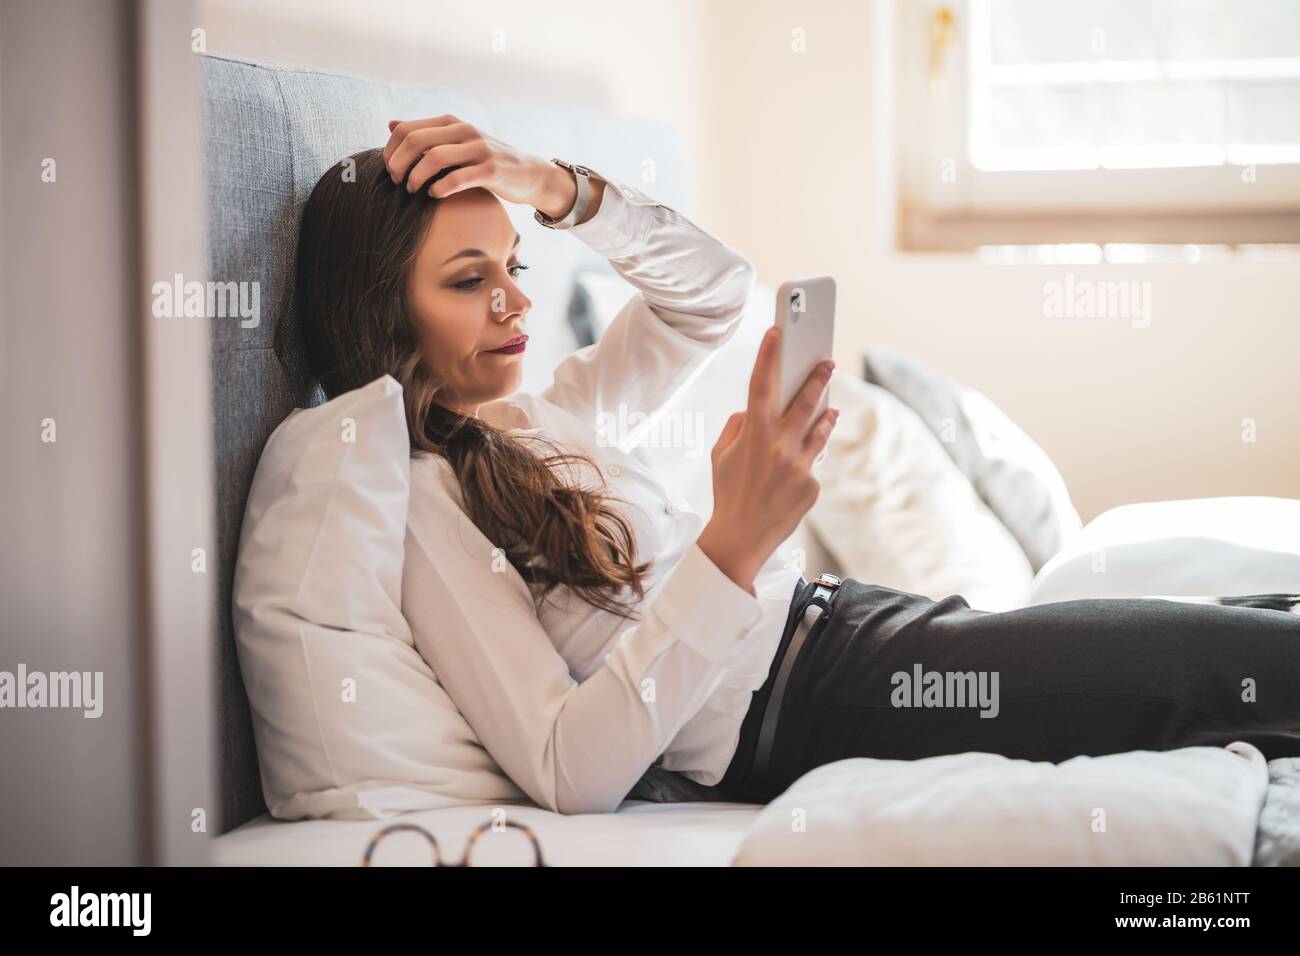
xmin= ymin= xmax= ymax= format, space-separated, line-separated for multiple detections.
xmin=295 ymin=115 xmax=1300 ymax=814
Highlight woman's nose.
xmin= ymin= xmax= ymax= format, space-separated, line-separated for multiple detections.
xmin=497 ymin=289 xmax=530 ymax=320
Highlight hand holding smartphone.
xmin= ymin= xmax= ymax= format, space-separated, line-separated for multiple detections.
xmin=700 ymin=277 xmax=840 ymax=592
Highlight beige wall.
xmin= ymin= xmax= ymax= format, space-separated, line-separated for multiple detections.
xmin=196 ymin=0 xmax=1299 ymax=522
xmin=194 ymin=0 xmax=715 ymax=151
xmin=696 ymin=0 xmax=1298 ymax=522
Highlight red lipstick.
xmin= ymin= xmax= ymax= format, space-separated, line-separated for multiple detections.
xmin=486 ymin=334 xmax=528 ymax=355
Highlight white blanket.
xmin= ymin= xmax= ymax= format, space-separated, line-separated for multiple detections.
xmin=1028 ymin=496 xmax=1300 ymax=604
xmin=731 ymin=742 xmax=1269 ymax=866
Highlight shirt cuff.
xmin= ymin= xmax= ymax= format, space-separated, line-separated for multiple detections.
xmin=652 ymin=540 xmax=766 ymax=665
xmin=565 ymin=168 xmax=656 ymax=258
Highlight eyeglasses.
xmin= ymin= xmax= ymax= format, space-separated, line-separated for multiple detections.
xmin=360 ymin=818 xmax=548 ymax=867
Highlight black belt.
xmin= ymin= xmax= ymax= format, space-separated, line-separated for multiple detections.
xmin=748 ymin=572 xmax=842 ymax=789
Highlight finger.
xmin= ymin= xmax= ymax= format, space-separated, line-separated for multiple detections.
xmin=386 ymin=123 xmax=470 ymax=187
xmin=382 ymin=116 xmax=459 ymax=179
xmin=779 ymin=359 xmax=835 ymax=443
xmin=428 ymin=161 xmax=498 ymax=199
xmin=745 ymin=324 xmax=781 ymax=432
xmin=799 ymin=405 xmax=839 ymax=466
xmin=714 ymin=410 xmax=745 ymax=454
xmin=408 ymin=140 xmax=489 ymax=194
xmin=383 ymin=118 xmax=440 ymax=169
xmin=383 ymin=116 xmax=456 ymax=159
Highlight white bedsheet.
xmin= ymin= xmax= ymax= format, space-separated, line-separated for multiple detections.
xmin=214 ymin=744 xmax=1278 ymax=866
xmin=211 ymin=800 xmax=761 ymax=867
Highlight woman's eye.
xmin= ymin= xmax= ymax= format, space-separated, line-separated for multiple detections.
xmin=453 ymin=265 xmax=528 ymax=291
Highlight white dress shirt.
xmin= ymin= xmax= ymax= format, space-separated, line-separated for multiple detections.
xmin=401 ymin=168 xmax=804 ymax=815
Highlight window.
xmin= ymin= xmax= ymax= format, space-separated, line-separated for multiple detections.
xmin=897 ymin=0 xmax=1300 ymax=250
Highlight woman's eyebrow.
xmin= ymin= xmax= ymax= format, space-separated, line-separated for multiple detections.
xmin=440 ymin=233 xmax=521 ymax=266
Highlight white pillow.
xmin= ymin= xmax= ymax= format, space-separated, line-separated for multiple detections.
xmin=232 ymin=374 xmax=526 ymax=821
xmin=1028 ymin=496 xmax=1300 ymax=604
xmin=731 ymin=743 xmax=1268 ymax=866
xmin=807 ymin=374 xmax=1035 ymax=611
xmin=861 ymin=346 xmax=1083 ymax=571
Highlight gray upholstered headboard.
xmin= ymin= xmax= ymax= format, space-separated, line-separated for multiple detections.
xmin=201 ymin=52 xmax=694 ymax=833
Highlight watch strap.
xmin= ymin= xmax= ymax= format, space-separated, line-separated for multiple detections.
xmin=534 ymin=159 xmax=592 ymax=230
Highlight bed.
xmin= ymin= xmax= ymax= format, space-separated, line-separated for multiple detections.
xmin=213 ymin=758 xmax=1300 ymax=866
xmin=213 ymin=800 xmax=761 ymax=867
xmin=202 ymin=52 xmax=1297 ymax=867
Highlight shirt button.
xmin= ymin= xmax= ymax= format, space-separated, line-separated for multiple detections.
xmin=606 ymin=464 xmax=621 ymax=477
xmin=664 ymin=503 xmax=678 ymax=515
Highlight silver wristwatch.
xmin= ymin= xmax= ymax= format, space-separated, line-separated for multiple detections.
xmin=534 ymin=159 xmax=593 ymax=230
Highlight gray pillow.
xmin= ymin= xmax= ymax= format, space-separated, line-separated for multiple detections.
xmin=565 ymin=268 xmax=634 ymax=348
xmin=862 ymin=348 xmax=1081 ymax=572
xmin=566 ymin=276 xmax=600 ymax=349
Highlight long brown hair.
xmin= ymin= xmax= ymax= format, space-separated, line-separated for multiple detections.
xmin=295 ymin=148 xmax=651 ymax=618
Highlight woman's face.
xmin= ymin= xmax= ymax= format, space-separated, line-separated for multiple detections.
xmin=405 ymin=187 xmax=532 ymax=416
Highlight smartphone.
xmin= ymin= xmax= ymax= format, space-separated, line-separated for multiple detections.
xmin=775 ymin=275 xmax=836 ymax=420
